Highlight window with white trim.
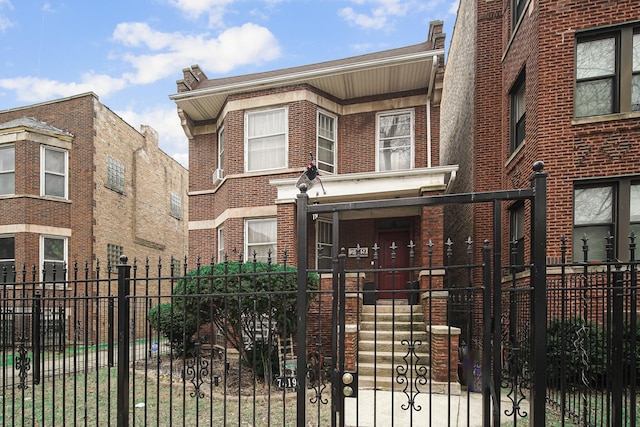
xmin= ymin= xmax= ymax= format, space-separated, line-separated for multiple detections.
xmin=376 ymin=110 xmax=414 ymax=172
xmin=512 ymin=0 xmax=527 ymax=30
xmin=41 ymin=146 xmax=67 ymax=199
xmin=218 ymin=126 xmax=225 ymax=171
xmin=317 ymin=111 xmax=336 ymax=173
xmin=41 ymin=236 xmax=67 ymax=283
xmin=0 ymin=146 xmax=15 ymax=196
xmin=0 ymin=236 xmax=15 ymax=282
xmin=106 ymin=156 xmax=125 ymax=193
xmin=575 ymin=25 xmax=640 ymax=118
xmin=245 ymin=218 xmax=276 ymax=263
xmin=316 ymin=219 xmax=333 ymax=270
xmin=217 ymin=227 xmax=225 ymax=263
xmin=245 ymin=107 xmax=287 ymax=172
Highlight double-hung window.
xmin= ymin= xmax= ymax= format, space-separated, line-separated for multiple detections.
xmin=317 ymin=111 xmax=336 ymax=173
xmin=510 ymin=73 xmax=526 ymax=152
xmin=245 ymin=107 xmax=287 ymax=172
xmin=41 ymin=146 xmax=67 ymax=199
xmin=0 ymin=145 xmax=15 ymax=195
xmin=376 ymin=110 xmax=414 ymax=172
xmin=0 ymin=236 xmax=15 ymax=283
xmin=245 ymin=218 xmax=276 ymax=262
xmin=572 ymin=180 xmax=640 ymax=261
xmin=41 ymin=236 xmax=66 ymax=283
xmin=575 ymin=25 xmax=640 ymax=118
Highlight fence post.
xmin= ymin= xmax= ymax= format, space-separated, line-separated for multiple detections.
xmin=33 ymin=293 xmax=41 ymax=385
xmin=611 ymin=265 xmax=623 ymax=427
xmin=296 ymin=186 xmax=309 ymax=427
xmin=529 ymin=161 xmax=547 ymax=427
xmin=481 ymin=240 xmax=492 ymax=426
xmin=117 ymin=255 xmax=131 ymax=427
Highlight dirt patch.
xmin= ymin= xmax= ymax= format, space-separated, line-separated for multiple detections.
xmin=133 ymin=353 xmax=278 ymax=397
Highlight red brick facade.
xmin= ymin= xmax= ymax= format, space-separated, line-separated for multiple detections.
xmin=441 ymin=0 xmax=640 ymax=265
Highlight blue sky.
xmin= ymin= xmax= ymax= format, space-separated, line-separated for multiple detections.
xmin=0 ymin=0 xmax=458 ymax=168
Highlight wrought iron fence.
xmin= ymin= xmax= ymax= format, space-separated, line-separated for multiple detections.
xmin=0 ymin=239 xmax=638 ymax=426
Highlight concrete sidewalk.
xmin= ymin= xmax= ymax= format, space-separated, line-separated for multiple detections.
xmin=344 ymin=388 xmax=530 ymax=426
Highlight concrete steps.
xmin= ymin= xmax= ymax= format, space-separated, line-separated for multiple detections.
xmin=357 ymin=304 xmax=432 ymax=392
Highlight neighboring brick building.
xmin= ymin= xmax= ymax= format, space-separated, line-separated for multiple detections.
xmin=441 ymin=0 xmax=640 ymax=266
xmin=171 ymin=21 xmax=455 ymax=291
xmin=0 ymin=93 xmax=188 ymax=284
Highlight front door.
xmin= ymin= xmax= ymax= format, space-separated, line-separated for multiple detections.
xmin=377 ymin=228 xmax=411 ymax=300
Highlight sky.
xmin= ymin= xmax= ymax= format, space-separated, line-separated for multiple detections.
xmin=0 ymin=0 xmax=458 ymax=168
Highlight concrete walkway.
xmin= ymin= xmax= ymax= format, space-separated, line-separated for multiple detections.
xmin=344 ymin=388 xmax=530 ymax=427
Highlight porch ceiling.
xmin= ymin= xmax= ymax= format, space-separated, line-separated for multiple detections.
xmin=270 ymin=166 xmax=458 ymax=220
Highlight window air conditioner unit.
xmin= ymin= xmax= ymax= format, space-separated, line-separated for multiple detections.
xmin=213 ymin=168 xmax=225 ymax=184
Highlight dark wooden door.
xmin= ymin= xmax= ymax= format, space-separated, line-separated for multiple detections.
xmin=377 ymin=229 xmax=411 ymax=300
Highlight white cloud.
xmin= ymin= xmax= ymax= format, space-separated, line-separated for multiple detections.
xmin=0 ymin=73 xmax=127 ymax=103
xmin=167 ymin=0 xmax=235 ymax=28
xmin=113 ymin=22 xmax=281 ymax=84
xmin=0 ymin=0 xmax=14 ymax=33
xmin=117 ymin=104 xmax=189 ymax=168
xmin=448 ymin=0 xmax=459 ymax=15
xmin=339 ymin=0 xmax=446 ymax=30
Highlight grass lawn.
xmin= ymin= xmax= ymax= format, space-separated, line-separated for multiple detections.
xmin=1 ymin=364 xmax=332 ymax=426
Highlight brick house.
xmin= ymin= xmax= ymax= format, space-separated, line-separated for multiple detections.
xmin=171 ymin=20 xmax=454 ymax=288
xmin=0 ymin=92 xmax=188 ymax=286
xmin=441 ymin=0 xmax=640 ymax=268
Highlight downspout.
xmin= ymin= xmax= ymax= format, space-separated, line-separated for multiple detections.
xmin=427 ymin=98 xmax=432 ymax=168
xmin=426 ymin=55 xmax=439 ymax=168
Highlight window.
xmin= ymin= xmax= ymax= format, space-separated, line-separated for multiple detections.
xmin=572 ymin=179 xmax=640 ymax=262
xmin=0 ymin=146 xmax=15 ymax=195
xmin=170 ymin=192 xmax=182 ymax=219
xmin=317 ymin=112 xmax=336 ymax=173
xmin=512 ymin=0 xmax=527 ymax=29
xmin=633 ymin=33 xmax=640 ymax=111
xmin=218 ymin=227 xmax=225 ymax=263
xmin=245 ymin=107 xmax=287 ymax=172
xmin=107 ymin=243 xmax=123 ymax=267
xmin=218 ymin=126 xmax=225 ymax=171
xmin=510 ymin=73 xmax=526 ymax=152
xmin=41 ymin=236 xmax=66 ymax=282
xmin=107 ymin=156 xmax=125 ymax=193
xmin=509 ymin=203 xmax=525 ymax=271
xmin=245 ymin=218 xmax=276 ymax=262
xmin=376 ymin=110 xmax=414 ymax=171
xmin=573 ymin=185 xmax=613 ymax=261
xmin=0 ymin=236 xmax=15 ymax=283
xmin=575 ymin=26 xmax=640 ymax=118
xmin=316 ymin=219 xmax=333 ymax=269
xmin=41 ymin=146 xmax=67 ymax=199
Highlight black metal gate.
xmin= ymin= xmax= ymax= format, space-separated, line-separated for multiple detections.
xmin=294 ymin=161 xmax=548 ymax=427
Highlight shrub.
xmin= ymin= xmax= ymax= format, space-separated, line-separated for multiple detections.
xmin=546 ymin=317 xmax=640 ymax=389
xmin=148 ymin=261 xmax=318 ymax=376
